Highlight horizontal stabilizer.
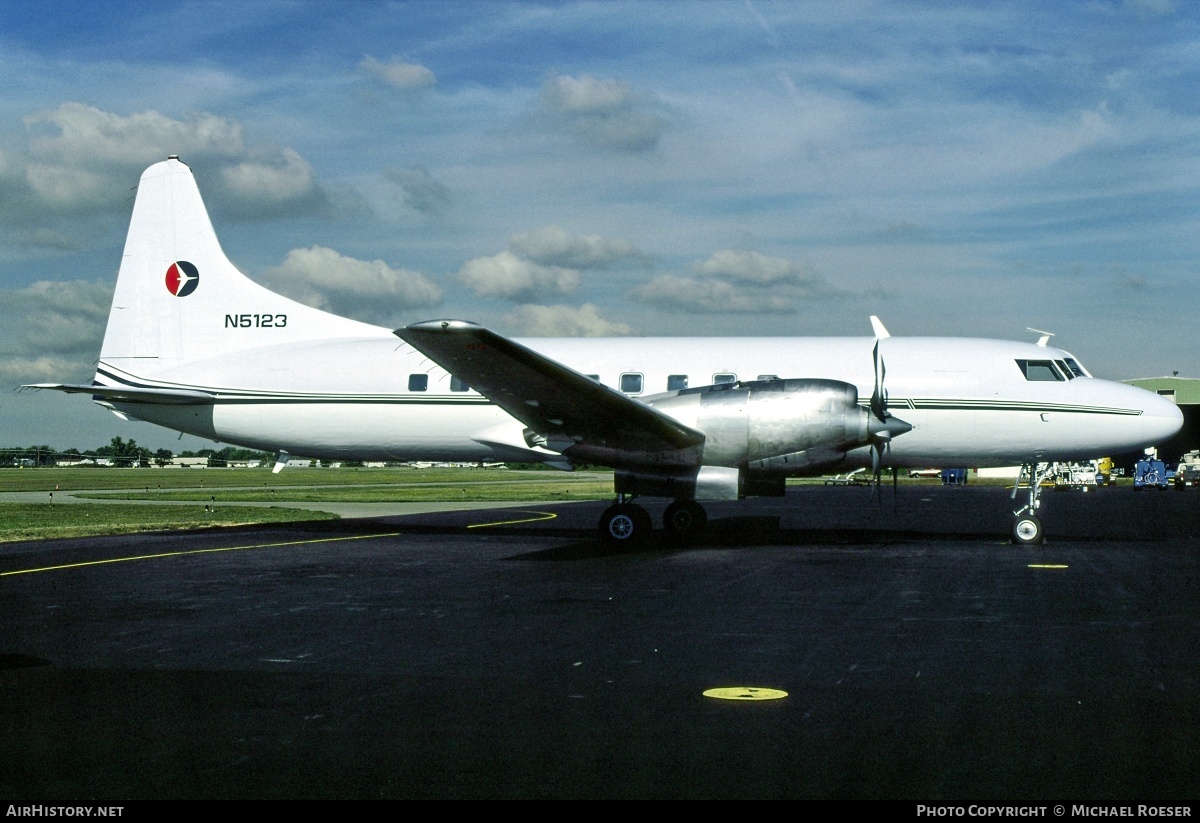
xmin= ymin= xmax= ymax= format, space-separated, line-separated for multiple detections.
xmin=21 ymin=383 xmax=215 ymax=405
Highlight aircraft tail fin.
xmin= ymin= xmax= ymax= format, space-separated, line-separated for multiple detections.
xmin=97 ymin=157 xmax=381 ymax=382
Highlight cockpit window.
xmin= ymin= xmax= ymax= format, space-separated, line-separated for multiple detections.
xmin=1061 ymin=357 xmax=1088 ymax=378
xmin=1054 ymin=361 xmax=1075 ymax=380
xmin=1017 ymin=360 xmax=1065 ymax=381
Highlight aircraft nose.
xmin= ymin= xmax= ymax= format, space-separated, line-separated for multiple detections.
xmin=1141 ymin=389 xmax=1185 ymax=442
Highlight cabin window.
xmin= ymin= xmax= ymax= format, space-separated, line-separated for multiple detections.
xmin=449 ymin=376 xmax=470 ymax=392
xmin=620 ymin=373 xmax=644 ymax=394
xmin=408 ymin=374 xmax=429 ymax=391
xmin=757 ymin=374 xmax=779 ymax=381
xmin=1016 ymin=360 xmax=1065 ymax=381
xmin=667 ymin=374 xmax=688 ymax=391
xmin=713 ymin=373 xmax=737 ymax=385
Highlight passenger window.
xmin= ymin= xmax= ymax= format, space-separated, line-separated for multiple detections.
xmin=667 ymin=374 xmax=688 ymax=391
xmin=757 ymin=374 xmax=779 ymax=381
xmin=713 ymin=373 xmax=737 ymax=385
xmin=449 ymin=375 xmax=470 ymax=392
xmin=408 ymin=374 xmax=429 ymax=391
xmin=620 ymin=373 xmax=644 ymax=394
xmin=1016 ymin=360 xmax=1064 ymax=381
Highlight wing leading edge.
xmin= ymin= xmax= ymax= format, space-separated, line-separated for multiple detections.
xmin=394 ymin=320 xmax=705 ymax=463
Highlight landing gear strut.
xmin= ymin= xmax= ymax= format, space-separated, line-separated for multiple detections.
xmin=1010 ymin=462 xmax=1052 ymax=545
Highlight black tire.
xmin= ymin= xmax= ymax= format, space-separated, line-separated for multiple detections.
xmin=663 ymin=499 xmax=707 ymax=543
xmin=1011 ymin=514 xmax=1044 ymax=546
xmin=599 ymin=503 xmax=651 ymax=547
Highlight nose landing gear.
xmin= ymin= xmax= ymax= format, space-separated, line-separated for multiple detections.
xmin=1010 ymin=462 xmax=1053 ymax=545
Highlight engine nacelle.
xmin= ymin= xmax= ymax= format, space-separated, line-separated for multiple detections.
xmin=645 ymin=378 xmax=871 ymax=473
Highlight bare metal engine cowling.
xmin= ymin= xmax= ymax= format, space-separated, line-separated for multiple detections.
xmin=645 ymin=378 xmax=872 ymax=471
xmin=611 ymin=378 xmax=875 ymax=501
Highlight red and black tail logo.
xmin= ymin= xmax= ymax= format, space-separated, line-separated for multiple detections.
xmin=165 ymin=261 xmax=200 ymax=297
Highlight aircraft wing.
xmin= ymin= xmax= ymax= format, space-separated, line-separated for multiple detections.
xmin=395 ymin=320 xmax=704 ymax=455
xmin=20 ymin=383 xmax=216 ymax=405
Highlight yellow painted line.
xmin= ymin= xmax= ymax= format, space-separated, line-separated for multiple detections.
xmin=0 ymin=531 xmax=406 ymax=577
xmin=1028 ymin=564 xmax=1069 ymax=569
xmin=3 ymin=510 xmax=559 ymax=577
xmin=467 ymin=510 xmax=557 ymax=529
xmin=703 ymin=687 xmax=788 ymax=701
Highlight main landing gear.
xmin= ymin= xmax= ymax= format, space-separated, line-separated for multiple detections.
xmin=1010 ymin=462 xmax=1052 ymax=545
xmin=597 ymin=496 xmax=709 ymax=548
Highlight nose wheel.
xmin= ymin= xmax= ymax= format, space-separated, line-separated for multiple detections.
xmin=1011 ymin=513 xmax=1044 ymax=545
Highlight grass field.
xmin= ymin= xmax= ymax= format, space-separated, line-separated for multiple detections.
xmin=0 ymin=466 xmax=615 ymax=543
xmin=0 ymin=502 xmax=336 ymax=543
xmin=0 ymin=466 xmax=593 ymax=492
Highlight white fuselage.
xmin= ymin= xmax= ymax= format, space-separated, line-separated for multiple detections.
xmin=97 ymin=331 xmax=1182 ymax=470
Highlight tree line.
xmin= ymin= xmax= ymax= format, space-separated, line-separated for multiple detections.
xmin=1 ymin=437 xmax=272 ymax=468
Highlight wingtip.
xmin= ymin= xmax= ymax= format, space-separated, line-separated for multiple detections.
xmin=870 ymin=316 xmax=890 ymax=339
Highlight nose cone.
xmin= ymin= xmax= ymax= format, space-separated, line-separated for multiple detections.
xmin=1098 ymin=381 xmax=1184 ymax=452
xmin=1139 ymin=387 xmax=1185 ymax=443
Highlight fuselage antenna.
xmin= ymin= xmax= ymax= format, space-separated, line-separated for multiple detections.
xmin=1026 ymin=327 xmax=1054 ymax=347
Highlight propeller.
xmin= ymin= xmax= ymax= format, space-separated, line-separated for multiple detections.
xmin=866 ymin=316 xmax=912 ymax=505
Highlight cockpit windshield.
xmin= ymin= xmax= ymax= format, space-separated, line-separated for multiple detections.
xmin=1061 ymin=357 xmax=1089 ymax=378
xmin=1017 ymin=356 xmax=1091 ymax=382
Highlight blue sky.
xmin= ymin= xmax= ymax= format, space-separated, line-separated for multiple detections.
xmin=2 ymin=0 xmax=1198 ymax=451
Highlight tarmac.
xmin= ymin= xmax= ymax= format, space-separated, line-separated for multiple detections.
xmin=0 ymin=483 xmax=1196 ymax=801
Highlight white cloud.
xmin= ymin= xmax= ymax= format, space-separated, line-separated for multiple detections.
xmin=262 ymin=245 xmax=442 ymax=323
xmin=631 ymin=275 xmax=797 ymax=314
xmin=509 ymin=226 xmax=649 ymax=269
xmin=0 ymin=280 xmax=112 ymax=383
xmin=458 ymin=250 xmax=580 ymax=300
xmin=360 ymin=56 xmax=436 ymax=90
xmin=630 ymin=250 xmax=839 ymax=314
xmin=220 ymin=151 xmax=321 ymax=209
xmin=694 ymin=250 xmax=815 ymax=285
xmin=505 ymin=303 xmax=634 ymax=337
xmin=4 ymin=103 xmax=323 ymax=220
xmin=24 ymin=102 xmax=245 ymax=168
xmin=537 ymin=74 xmax=665 ymax=152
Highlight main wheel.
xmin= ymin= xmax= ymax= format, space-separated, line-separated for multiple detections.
xmin=1011 ymin=514 xmax=1044 ymax=545
xmin=663 ymin=499 xmax=707 ymax=543
xmin=599 ymin=503 xmax=651 ymax=547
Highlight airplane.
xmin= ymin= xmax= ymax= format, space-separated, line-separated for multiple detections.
xmin=22 ymin=157 xmax=1184 ymax=547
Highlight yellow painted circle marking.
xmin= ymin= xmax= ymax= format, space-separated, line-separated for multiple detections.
xmin=703 ymin=687 xmax=788 ymax=701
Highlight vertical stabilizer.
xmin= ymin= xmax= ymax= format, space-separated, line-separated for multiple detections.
xmin=98 ymin=157 xmax=384 ymax=379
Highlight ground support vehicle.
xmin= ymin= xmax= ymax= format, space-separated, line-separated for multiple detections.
xmin=1134 ymin=458 xmax=1170 ymax=490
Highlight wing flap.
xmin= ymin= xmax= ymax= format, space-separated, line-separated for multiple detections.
xmin=395 ymin=320 xmax=704 ymax=455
